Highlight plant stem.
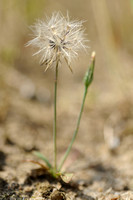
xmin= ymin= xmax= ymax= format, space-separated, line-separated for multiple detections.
xmin=53 ymin=61 xmax=59 ymax=172
xmin=58 ymin=52 xmax=96 ymax=172
xmin=58 ymin=87 xmax=88 ymax=171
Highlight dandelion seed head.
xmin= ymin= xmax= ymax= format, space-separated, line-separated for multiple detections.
xmin=27 ymin=12 xmax=88 ymax=71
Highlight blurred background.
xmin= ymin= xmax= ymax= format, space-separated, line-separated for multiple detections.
xmin=0 ymin=0 xmax=133 ymax=176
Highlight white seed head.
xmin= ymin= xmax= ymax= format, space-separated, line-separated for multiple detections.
xmin=27 ymin=12 xmax=88 ymax=71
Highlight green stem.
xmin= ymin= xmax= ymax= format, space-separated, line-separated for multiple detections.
xmin=58 ymin=87 xmax=88 ymax=171
xmin=54 ymin=61 xmax=59 ymax=172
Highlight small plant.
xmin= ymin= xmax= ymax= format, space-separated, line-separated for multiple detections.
xmin=27 ymin=12 xmax=95 ymax=181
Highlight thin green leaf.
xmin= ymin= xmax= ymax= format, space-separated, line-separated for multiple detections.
xmin=33 ymin=151 xmax=52 ymax=169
